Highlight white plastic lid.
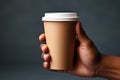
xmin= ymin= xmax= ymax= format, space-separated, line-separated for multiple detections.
xmin=42 ymin=12 xmax=79 ymax=21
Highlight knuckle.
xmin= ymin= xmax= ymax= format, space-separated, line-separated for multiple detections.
xmin=44 ymin=54 xmax=51 ymax=61
xmin=80 ymin=40 xmax=93 ymax=48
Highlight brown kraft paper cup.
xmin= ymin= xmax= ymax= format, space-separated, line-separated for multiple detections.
xmin=42 ymin=13 xmax=79 ymax=70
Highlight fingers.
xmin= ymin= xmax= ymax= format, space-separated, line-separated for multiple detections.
xmin=42 ymin=53 xmax=51 ymax=69
xmin=40 ymin=43 xmax=50 ymax=69
xmin=41 ymin=53 xmax=51 ymax=61
xmin=39 ymin=33 xmax=46 ymax=42
xmin=43 ymin=61 xmax=50 ymax=69
xmin=40 ymin=44 xmax=49 ymax=53
xmin=76 ymin=21 xmax=90 ymax=43
xmin=42 ymin=52 xmax=51 ymax=69
xmin=39 ymin=33 xmax=50 ymax=69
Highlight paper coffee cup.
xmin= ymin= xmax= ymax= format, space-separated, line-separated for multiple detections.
xmin=42 ymin=12 xmax=79 ymax=70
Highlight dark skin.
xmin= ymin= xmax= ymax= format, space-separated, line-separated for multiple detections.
xmin=39 ymin=22 xmax=120 ymax=79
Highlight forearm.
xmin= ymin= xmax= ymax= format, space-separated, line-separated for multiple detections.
xmin=96 ymin=54 xmax=120 ymax=80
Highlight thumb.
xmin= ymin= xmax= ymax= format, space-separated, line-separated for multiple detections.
xmin=76 ymin=21 xmax=90 ymax=43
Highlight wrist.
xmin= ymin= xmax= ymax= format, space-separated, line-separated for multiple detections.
xmin=96 ymin=54 xmax=120 ymax=80
xmin=95 ymin=54 xmax=109 ymax=79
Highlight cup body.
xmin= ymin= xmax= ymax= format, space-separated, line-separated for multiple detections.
xmin=43 ymin=21 xmax=77 ymax=70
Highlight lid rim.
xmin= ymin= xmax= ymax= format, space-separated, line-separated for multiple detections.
xmin=42 ymin=17 xmax=79 ymax=21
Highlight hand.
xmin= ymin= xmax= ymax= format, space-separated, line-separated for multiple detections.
xmin=39 ymin=22 xmax=102 ymax=77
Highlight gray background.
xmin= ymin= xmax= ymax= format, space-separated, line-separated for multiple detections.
xmin=0 ymin=0 xmax=120 ymax=80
